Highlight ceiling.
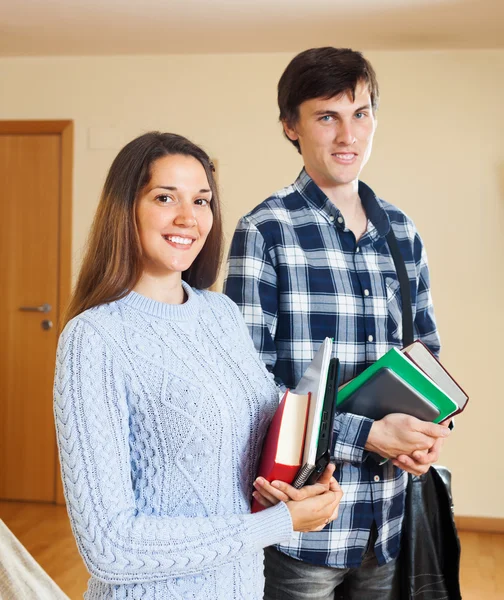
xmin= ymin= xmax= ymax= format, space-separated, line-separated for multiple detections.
xmin=1 ymin=0 xmax=503 ymax=57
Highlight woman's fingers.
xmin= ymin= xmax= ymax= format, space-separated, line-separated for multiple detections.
xmin=253 ymin=466 xmax=342 ymax=523
xmin=253 ymin=478 xmax=290 ymax=503
xmin=314 ymin=463 xmax=336 ymax=486
xmin=287 ymin=487 xmax=343 ymax=532
xmin=252 ymin=491 xmax=273 ymax=508
xmin=253 ymin=480 xmax=286 ymax=504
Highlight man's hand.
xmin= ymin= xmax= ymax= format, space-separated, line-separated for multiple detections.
xmin=365 ymin=413 xmax=450 ymax=460
xmin=392 ymin=418 xmax=451 ymax=475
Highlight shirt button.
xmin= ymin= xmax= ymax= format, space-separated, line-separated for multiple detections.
xmin=337 ymin=216 xmax=344 ymax=224
xmin=356 ymin=247 xmax=360 ymax=253
xmin=364 ymin=289 xmax=370 ymax=296
xmin=329 ymin=215 xmax=335 ymax=222
xmin=374 ymin=475 xmax=380 ymax=482
xmin=368 ymin=335 xmax=374 ymax=342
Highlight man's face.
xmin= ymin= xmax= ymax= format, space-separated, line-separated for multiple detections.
xmin=283 ymin=81 xmax=377 ymax=189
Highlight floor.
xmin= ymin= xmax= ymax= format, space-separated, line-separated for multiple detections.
xmin=0 ymin=501 xmax=503 ymax=599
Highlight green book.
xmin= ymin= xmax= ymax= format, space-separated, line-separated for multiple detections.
xmin=337 ymin=347 xmax=458 ymax=423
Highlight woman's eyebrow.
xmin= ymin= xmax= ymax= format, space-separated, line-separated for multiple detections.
xmin=149 ymin=185 xmax=211 ymax=193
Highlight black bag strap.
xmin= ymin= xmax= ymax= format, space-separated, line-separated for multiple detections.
xmin=385 ymin=227 xmax=414 ymax=346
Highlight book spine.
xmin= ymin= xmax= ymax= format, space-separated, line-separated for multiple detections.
xmin=298 ymin=391 xmax=311 ymax=463
xmin=404 ymin=345 xmax=469 ymax=406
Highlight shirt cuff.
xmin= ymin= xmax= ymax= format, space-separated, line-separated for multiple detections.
xmin=332 ymin=412 xmax=374 ymax=463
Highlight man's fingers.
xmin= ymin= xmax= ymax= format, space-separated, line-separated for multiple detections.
xmin=411 ymin=435 xmax=443 ymax=463
xmin=410 ymin=451 xmax=436 ymax=464
xmin=414 ymin=420 xmax=451 ymax=439
xmin=392 ymin=456 xmax=430 ymax=476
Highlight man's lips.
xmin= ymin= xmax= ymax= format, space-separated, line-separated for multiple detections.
xmin=331 ymin=152 xmax=358 ymax=163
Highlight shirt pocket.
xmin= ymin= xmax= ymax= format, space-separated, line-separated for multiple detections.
xmin=385 ymin=276 xmax=403 ymax=344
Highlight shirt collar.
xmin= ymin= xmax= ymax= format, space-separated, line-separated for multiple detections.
xmin=294 ymin=169 xmax=391 ymax=239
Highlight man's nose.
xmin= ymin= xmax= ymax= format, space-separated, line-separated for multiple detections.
xmin=335 ymin=121 xmax=356 ymax=146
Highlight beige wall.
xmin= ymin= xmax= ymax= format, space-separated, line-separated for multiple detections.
xmin=1 ymin=50 xmax=502 ymax=518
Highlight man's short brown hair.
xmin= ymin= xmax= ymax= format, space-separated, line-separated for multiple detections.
xmin=278 ymin=47 xmax=379 ymax=153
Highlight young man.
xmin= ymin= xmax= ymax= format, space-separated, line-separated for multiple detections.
xmin=224 ymin=47 xmax=451 ymax=599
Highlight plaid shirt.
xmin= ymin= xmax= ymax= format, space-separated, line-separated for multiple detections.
xmin=224 ymin=169 xmax=440 ymax=568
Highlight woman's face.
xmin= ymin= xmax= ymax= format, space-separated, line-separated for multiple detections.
xmin=136 ymin=154 xmax=213 ymax=280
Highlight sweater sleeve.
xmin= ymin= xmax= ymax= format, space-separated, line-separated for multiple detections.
xmin=54 ymin=318 xmax=293 ymax=585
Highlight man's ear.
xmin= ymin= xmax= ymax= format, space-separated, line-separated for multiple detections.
xmin=282 ymin=120 xmax=299 ymax=142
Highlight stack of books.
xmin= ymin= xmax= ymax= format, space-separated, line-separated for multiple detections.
xmin=252 ymin=339 xmax=468 ymax=512
xmin=252 ymin=338 xmax=338 ymax=512
xmin=337 ymin=340 xmax=468 ymax=423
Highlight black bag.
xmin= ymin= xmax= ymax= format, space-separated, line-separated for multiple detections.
xmin=400 ymin=465 xmax=462 ymax=599
xmin=387 ymin=227 xmax=462 ymax=599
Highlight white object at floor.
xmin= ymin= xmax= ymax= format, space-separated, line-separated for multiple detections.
xmin=0 ymin=519 xmax=70 ymax=600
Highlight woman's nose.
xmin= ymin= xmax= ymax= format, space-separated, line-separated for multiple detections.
xmin=174 ymin=203 xmax=197 ymax=227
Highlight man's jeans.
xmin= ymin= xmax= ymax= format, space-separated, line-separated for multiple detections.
xmin=263 ymin=525 xmax=399 ymax=600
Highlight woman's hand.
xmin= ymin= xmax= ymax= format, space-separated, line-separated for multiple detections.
xmin=252 ymin=464 xmax=343 ymax=531
xmin=252 ymin=463 xmax=336 ymax=508
xmin=286 ymin=485 xmax=343 ymax=532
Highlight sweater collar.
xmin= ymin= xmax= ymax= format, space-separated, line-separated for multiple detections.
xmin=119 ymin=280 xmax=201 ymax=321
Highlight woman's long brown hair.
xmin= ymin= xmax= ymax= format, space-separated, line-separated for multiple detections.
xmin=63 ymin=132 xmax=222 ymax=327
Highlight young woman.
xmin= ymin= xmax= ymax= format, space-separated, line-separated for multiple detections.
xmin=54 ymin=132 xmax=342 ymax=600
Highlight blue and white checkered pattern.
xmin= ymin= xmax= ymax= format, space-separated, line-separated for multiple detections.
xmin=224 ymin=169 xmax=440 ymax=568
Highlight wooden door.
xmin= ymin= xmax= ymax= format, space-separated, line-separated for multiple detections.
xmin=0 ymin=122 xmax=72 ymax=503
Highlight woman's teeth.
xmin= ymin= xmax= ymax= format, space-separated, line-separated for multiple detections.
xmin=165 ymin=236 xmax=192 ymax=245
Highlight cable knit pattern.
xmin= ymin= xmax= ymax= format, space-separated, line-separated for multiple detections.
xmin=54 ymin=283 xmax=293 ymax=600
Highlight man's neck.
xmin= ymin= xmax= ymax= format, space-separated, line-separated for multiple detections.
xmin=307 ymin=170 xmax=367 ymax=240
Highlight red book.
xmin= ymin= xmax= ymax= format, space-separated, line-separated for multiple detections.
xmin=252 ymin=389 xmax=311 ymax=513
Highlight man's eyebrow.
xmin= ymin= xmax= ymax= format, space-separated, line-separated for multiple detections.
xmin=149 ymin=185 xmax=212 ymax=193
xmin=313 ymin=104 xmax=371 ymax=116
xmin=354 ymin=104 xmax=371 ymax=112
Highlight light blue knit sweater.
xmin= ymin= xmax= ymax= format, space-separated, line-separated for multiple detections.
xmin=54 ymin=283 xmax=293 ymax=600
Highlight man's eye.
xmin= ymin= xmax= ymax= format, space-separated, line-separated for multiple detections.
xmin=355 ymin=112 xmax=366 ymax=119
xmin=320 ymin=115 xmax=334 ymax=122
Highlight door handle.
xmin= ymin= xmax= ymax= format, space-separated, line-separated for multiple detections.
xmin=19 ymin=303 xmax=52 ymax=313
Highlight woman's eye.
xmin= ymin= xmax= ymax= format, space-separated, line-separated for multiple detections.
xmin=156 ymin=194 xmax=173 ymax=204
xmin=195 ymin=198 xmax=211 ymax=206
